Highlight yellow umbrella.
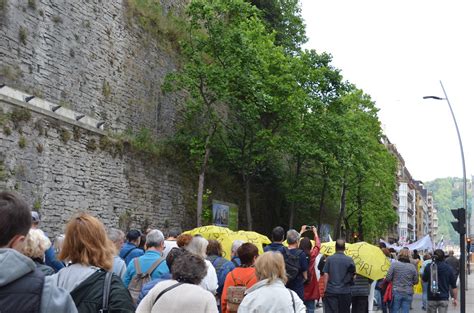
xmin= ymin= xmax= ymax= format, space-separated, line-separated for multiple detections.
xmin=183 ymin=225 xmax=234 ymax=259
xmin=320 ymin=241 xmax=391 ymax=281
xmin=183 ymin=226 xmax=271 ymax=260
xmin=230 ymin=231 xmax=271 ymax=256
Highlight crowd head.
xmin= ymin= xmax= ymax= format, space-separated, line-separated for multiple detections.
xmin=286 ymin=229 xmax=300 ymax=245
xmin=126 ymin=229 xmax=141 ymax=244
xmin=255 ymin=251 xmax=287 ymax=284
xmin=335 ymin=239 xmax=346 ymax=251
xmin=231 ymin=240 xmax=243 ymax=256
xmin=271 ymin=226 xmax=285 ymax=242
xmin=22 ymin=228 xmax=51 ymax=259
xmin=59 ymin=212 xmax=115 ymax=271
xmin=171 ymin=250 xmax=207 ymax=285
xmin=108 ymin=228 xmax=125 ymax=252
xmin=176 ymin=233 xmax=193 ymax=248
xmin=145 ymin=229 xmax=165 ymax=249
xmin=206 ymin=239 xmax=223 ymax=257
xmin=0 ymin=191 xmax=31 ymax=250
xmin=237 ymin=242 xmax=259 ymax=267
xmin=186 ymin=235 xmax=208 ymax=258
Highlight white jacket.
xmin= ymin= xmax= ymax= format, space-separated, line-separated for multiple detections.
xmin=136 ymin=279 xmax=218 ymax=313
xmin=200 ymin=259 xmax=218 ymax=294
xmin=238 ymin=278 xmax=306 ymax=313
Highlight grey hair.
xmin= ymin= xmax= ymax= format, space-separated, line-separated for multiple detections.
xmin=54 ymin=234 xmax=65 ymax=254
xmin=232 ymin=240 xmax=244 ymax=253
xmin=186 ymin=236 xmax=209 ymax=258
xmin=171 ymin=251 xmax=206 ymax=285
xmin=108 ymin=228 xmax=125 ymax=244
xmin=146 ymin=229 xmax=164 ymax=248
xmin=286 ymin=229 xmax=300 ymax=245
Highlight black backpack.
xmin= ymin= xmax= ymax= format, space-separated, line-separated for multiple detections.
xmin=283 ymin=248 xmax=303 ymax=282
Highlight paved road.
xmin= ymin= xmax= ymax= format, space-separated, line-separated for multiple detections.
xmin=313 ymin=271 xmax=474 ymax=313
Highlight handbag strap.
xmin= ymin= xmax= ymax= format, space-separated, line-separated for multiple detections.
xmin=134 ymin=258 xmax=142 ymax=275
xmin=153 ymin=282 xmax=184 ymax=305
xmin=99 ymin=271 xmax=113 ymax=313
xmin=145 ymin=257 xmax=166 ymax=276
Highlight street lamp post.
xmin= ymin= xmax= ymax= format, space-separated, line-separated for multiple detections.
xmin=423 ymin=80 xmax=467 ymax=313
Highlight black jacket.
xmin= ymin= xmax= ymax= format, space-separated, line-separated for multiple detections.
xmin=70 ymin=270 xmax=134 ymax=313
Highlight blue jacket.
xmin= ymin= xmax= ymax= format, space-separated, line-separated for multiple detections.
xmin=136 ymin=273 xmax=172 ymax=305
xmin=119 ymin=242 xmax=144 ymax=266
xmin=231 ymin=256 xmax=241 ymax=267
xmin=123 ymin=250 xmax=170 ymax=287
xmin=44 ymin=246 xmax=65 ymax=272
xmin=264 ymin=242 xmax=286 ymax=253
xmin=207 ymin=255 xmax=235 ymax=297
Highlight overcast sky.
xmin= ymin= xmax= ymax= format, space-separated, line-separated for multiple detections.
xmin=300 ymin=0 xmax=474 ymax=182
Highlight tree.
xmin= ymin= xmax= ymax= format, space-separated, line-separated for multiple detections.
xmin=248 ymin=0 xmax=307 ymax=53
xmin=164 ymin=0 xmax=265 ymax=226
xmin=216 ymin=9 xmax=299 ymax=230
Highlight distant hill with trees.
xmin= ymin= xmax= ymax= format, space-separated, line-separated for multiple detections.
xmin=425 ymin=177 xmax=472 ymax=244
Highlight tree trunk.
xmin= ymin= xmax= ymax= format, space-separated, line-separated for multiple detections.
xmin=334 ymin=178 xmax=347 ymax=239
xmin=317 ymin=176 xmax=328 ymax=232
xmin=289 ymin=156 xmax=302 ymax=229
xmin=196 ymin=125 xmax=216 ymax=227
xmin=245 ymin=176 xmax=253 ymax=230
xmin=357 ymin=182 xmax=364 ymax=241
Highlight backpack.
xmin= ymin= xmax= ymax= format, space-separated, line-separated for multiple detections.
xmin=70 ymin=270 xmax=116 ymax=313
xmin=128 ymin=257 xmax=165 ymax=304
xmin=210 ymin=256 xmax=228 ymax=273
xmin=226 ymin=271 xmax=255 ymax=313
xmin=283 ymin=248 xmax=303 ymax=282
xmin=429 ymin=262 xmax=440 ymax=295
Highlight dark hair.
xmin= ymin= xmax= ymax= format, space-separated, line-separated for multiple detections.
xmin=299 ymin=237 xmax=312 ymax=256
xmin=166 ymin=247 xmax=185 ymax=270
xmin=172 ymin=251 xmax=207 ymax=284
xmin=237 ymin=243 xmax=259 ymax=266
xmin=206 ymin=239 xmax=222 ymax=257
xmin=433 ymin=249 xmax=445 ymax=262
xmin=0 ymin=192 xmax=31 ymax=247
xmin=335 ymin=239 xmax=345 ymax=251
xmin=382 ymin=248 xmax=391 ymax=258
xmin=126 ymin=229 xmax=141 ymax=241
xmin=167 ymin=229 xmax=181 ymax=238
xmin=271 ymin=226 xmax=285 ymax=242
xmin=379 ymin=242 xmax=387 ymax=249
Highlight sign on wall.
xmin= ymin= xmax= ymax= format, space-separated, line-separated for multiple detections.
xmin=212 ymin=200 xmax=238 ymax=230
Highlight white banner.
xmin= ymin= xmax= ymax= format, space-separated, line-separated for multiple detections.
xmin=380 ymin=235 xmax=433 ymax=252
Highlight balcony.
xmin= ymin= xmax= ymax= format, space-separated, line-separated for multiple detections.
xmin=408 ymin=223 xmax=414 ymax=230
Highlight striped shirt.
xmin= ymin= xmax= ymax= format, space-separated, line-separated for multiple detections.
xmin=385 ymin=260 xmax=418 ymax=294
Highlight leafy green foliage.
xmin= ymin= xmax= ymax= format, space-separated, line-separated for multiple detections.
xmin=248 ymin=0 xmax=307 ymax=53
xmin=132 ymin=0 xmax=400 ymax=237
xmin=425 ymin=177 xmax=472 ymax=243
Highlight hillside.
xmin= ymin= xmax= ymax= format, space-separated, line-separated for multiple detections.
xmin=425 ymin=177 xmax=472 ymax=244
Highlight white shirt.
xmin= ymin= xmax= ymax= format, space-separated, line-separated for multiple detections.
xmin=163 ymin=240 xmax=178 ymax=258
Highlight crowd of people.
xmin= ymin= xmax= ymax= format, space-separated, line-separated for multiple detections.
xmin=0 ymin=191 xmax=462 ymax=313
xmin=375 ymin=245 xmax=459 ymax=313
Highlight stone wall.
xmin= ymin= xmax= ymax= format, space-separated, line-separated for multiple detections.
xmin=0 ymin=0 xmax=186 ymax=135
xmin=0 ymin=94 xmax=194 ymax=236
xmin=0 ymin=0 xmax=196 ymax=235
